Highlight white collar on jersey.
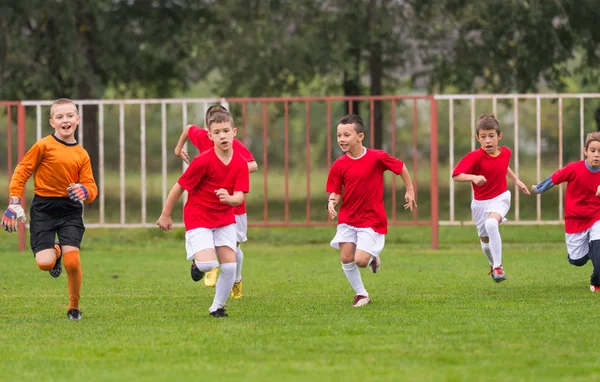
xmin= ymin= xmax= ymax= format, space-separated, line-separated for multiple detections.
xmin=346 ymin=147 xmax=367 ymax=160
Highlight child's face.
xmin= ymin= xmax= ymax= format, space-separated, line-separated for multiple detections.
xmin=337 ymin=123 xmax=364 ymax=153
xmin=50 ymin=103 xmax=80 ymax=142
xmin=584 ymin=140 xmax=600 ymax=168
xmin=208 ymin=122 xmax=236 ymax=152
xmin=476 ymin=128 xmax=502 ymax=155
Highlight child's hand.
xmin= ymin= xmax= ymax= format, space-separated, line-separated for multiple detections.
xmin=404 ymin=190 xmax=417 ymax=211
xmin=472 ymin=176 xmax=487 ymax=186
xmin=156 ymin=214 xmax=172 ymax=232
xmin=67 ymin=183 xmax=89 ymax=202
xmin=176 ymin=148 xmax=189 ymax=165
xmin=214 ymin=189 xmax=230 ymax=204
xmin=2 ymin=203 xmax=26 ymax=233
xmin=516 ymin=180 xmax=531 ymax=195
xmin=328 ymin=200 xmax=338 ymax=220
xmin=531 ymin=185 xmax=538 ymax=193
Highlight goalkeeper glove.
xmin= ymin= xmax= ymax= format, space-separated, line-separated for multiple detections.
xmin=67 ymin=183 xmax=89 ymax=202
xmin=2 ymin=198 xmax=26 ymax=233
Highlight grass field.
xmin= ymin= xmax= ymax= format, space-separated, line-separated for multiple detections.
xmin=2 ymin=225 xmax=600 ymax=381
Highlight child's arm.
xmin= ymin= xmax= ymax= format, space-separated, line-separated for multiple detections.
xmin=327 ymin=192 xmax=341 ymax=220
xmin=507 ymin=167 xmax=531 ymax=195
xmin=452 ymin=173 xmax=487 ymax=186
xmin=214 ymin=189 xmax=245 ymax=206
xmin=174 ymin=125 xmax=191 ymax=165
xmin=248 ymin=161 xmax=258 ymax=173
xmin=156 ymin=183 xmax=185 ymax=232
xmin=400 ymin=165 xmax=417 ymax=211
xmin=68 ymin=156 xmax=99 ymax=204
xmin=531 ymin=174 xmax=555 ymax=194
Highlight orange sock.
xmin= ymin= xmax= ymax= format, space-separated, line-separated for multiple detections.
xmin=63 ymin=250 xmax=82 ymax=310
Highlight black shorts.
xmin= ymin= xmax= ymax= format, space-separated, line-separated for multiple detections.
xmin=30 ymin=195 xmax=85 ymax=255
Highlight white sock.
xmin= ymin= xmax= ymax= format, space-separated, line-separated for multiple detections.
xmin=341 ymin=262 xmax=368 ymax=297
xmin=209 ymin=262 xmax=236 ymax=312
xmin=480 ymin=241 xmax=493 ymax=266
xmin=484 ymin=218 xmax=503 ymax=268
xmin=195 ymin=260 xmax=218 ymax=272
xmin=235 ymin=247 xmax=244 ymax=282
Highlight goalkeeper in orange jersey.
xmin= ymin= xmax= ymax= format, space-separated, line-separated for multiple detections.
xmin=2 ymin=98 xmax=98 ymax=321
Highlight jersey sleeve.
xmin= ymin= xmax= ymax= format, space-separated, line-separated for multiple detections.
xmin=233 ymin=157 xmax=250 ymax=193
xmin=8 ymin=142 xmax=44 ymax=199
xmin=379 ymin=151 xmax=404 ymax=175
xmin=79 ymin=153 xmax=98 ymax=204
xmin=233 ymin=139 xmax=255 ymax=162
xmin=326 ymin=161 xmax=343 ymax=194
xmin=551 ymin=163 xmax=576 ymax=185
xmin=452 ymin=151 xmax=477 ymax=177
xmin=187 ymin=125 xmax=212 ymax=152
xmin=178 ymin=156 xmax=206 ymax=191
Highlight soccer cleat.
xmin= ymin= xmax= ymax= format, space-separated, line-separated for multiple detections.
xmin=491 ymin=266 xmax=506 ymax=283
xmin=190 ymin=261 xmax=205 ymax=282
xmin=369 ymin=256 xmax=381 ymax=273
xmin=352 ymin=295 xmax=371 ymax=307
xmin=204 ymin=268 xmax=219 ymax=287
xmin=230 ymin=280 xmax=243 ymax=299
xmin=67 ymin=309 xmax=82 ymax=321
xmin=209 ymin=308 xmax=228 ymax=317
xmin=590 ymin=285 xmax=600 ymax=292
xmin=49 ymin=241 xmax=63 ymax=278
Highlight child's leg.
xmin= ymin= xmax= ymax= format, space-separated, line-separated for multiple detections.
xmin=235 ymin=244 xmax=244 ymax=282
xmin=62 ymin=246 xmax=82 ymax=311
xmin=234 ymin=213 xmax=248 ymax=283
xmin=565 ymin=231 xmax=590 ymax=267
xmin=479 ymin=237 xmax=493 ymax=267
xmin=340 ymin=243 xmax=368 ymax=297
xmin=213 ymin=246 xmax=236 ymax=312
xmin=588 ymin=222 xmax=600 ymax=286
xmin=354 ymin=229 xmax=385 ymax=273
xmin=484 ymin=212 xmax=503 ymax=268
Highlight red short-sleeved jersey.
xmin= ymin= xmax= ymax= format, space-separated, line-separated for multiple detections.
xmin=326 ymin=149 xmax=404 ymax=234
xmin=452 ymin=147 xmax=512 ymax=201
xmin=551 ymin=161 xmax=600 ymax=234
xmin=178 ymin=149 xmax=250 ymax=230
xmin=187 ymin=125 xmax=255 ymax=214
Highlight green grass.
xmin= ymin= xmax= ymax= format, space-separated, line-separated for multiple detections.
xmin=2 ymin=225 xmax=600 ymax=381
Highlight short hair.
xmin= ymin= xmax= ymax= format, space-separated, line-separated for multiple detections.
xmin=50 ymin=98 xmax=77 ymax=118
xmin=476 ymin=114 xmax=501 ymax=134
xmin=585 ymin=132 xmax=600 ymax=149
xmin=206 ymin=110 xmax=234 ymax=130
xmin=205 ymin=105 xmax=228 ymax=125
xmin=337 ymin=114 xmax=365 ymax=134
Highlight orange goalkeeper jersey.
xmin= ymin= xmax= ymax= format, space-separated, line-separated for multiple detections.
xmin=9 ymin=134 xmax=98 ymax=203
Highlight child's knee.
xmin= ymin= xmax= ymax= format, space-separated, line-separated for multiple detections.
xmin=37 ymin=261 xmax=54 ymax=271
xmin=63 ymin=250 xmax=81 ymax=271
xmin=195 ymin=260 xmax=219 ymax=272
xmin=484 ymin=218 xmax=499 ymax=233
xmin=568 ymin=255 xmax=589 ymax=267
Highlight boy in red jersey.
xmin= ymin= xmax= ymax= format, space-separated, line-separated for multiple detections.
xmin=2 ymin=98 xmax=98 ymax=321
xmin=326 ymin=114 xmax=417 ymax=307
xmin=174 ymin=105 xmax=258 ymax=298
xmin=532 ymin=132 xmax=600 ymax=292
xmin=452 ymin=114 xmax=530 ymax=282
xmin=156 ymin=110 xmax=249 ymax=317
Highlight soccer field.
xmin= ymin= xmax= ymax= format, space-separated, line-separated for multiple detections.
xmin=1 ymin=225 xmax=599 ymax=381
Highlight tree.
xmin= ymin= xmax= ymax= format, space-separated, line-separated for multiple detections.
xmin=0 ymin=0 xmax=212 ymax=179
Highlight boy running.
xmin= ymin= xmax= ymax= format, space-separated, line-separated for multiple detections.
xmin=3 ymin=98 xmax=98 ymax=320
xmin=326 ymin=114 xmax=417 ymax=307
xmin=157 ymin=110 xmax=249 ymax=317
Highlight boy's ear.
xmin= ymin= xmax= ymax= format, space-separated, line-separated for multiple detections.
xmin=358 ymin=132 xmax=365 ymax=141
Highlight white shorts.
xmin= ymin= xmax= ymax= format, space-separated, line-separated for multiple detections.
xmin=235 ymin=214 xmax=248 ymax=243
xmin=330 ymin=223 xmax=385 ymax=257
xmin=471 ymin=190 xmax=511 ymax=237
xmin=185 ymin=224 xmax=237 ymax=260
xmin=565 ymin=220 xmax=600 ymax=260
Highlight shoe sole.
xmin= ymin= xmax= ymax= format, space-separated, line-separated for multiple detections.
xmin=352 ymin=298 xmax=371 ymax=307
